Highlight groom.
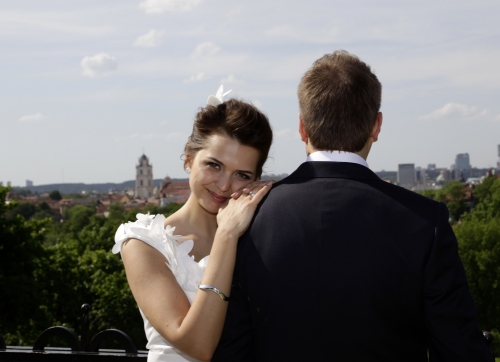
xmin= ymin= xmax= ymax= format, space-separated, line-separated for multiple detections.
xmin=213 ymin=51 xmax=492 ymax=361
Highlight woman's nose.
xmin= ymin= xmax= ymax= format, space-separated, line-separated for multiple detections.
xmin=216 ymin=173 xmax=231 ymax=193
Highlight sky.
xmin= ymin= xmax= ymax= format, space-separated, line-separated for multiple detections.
xmin=1 ymin=0 xmax=500 ymax=187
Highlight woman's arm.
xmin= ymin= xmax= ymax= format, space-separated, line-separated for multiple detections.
xmin=121 ymin=181 xmax=271 ymax=361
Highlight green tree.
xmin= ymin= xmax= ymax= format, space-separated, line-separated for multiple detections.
xmin=434 ymin=180 xmax=468 ymax=222
xmin=65 ymin=205 xmax=95 ymax=232
xmin=418 ymin=189 xmax=437 ymax=200
xmin=454 ymin=177 xmax=500 ymax=355
xmin=49 ymin=190 xmax=62 ymax=201
xmin=418 ymin=181 xmax=468 ymax=222
xmin=1 ymin=190 xmax=183 ymax=349
xmin=6 ymin=202 xmax=36 ymax=220
xmin=38 ymin=206 xmax=149 ymax=347
xmin=107 ymin=202 xmax=129 ymax=225
xmin=0 ymin=187 xmax=51 ymax=345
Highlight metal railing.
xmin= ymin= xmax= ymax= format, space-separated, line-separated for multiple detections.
xmin=0 ymin=304 xmax=146 ymax=361
xmin=0 ymin=305 xmax=495 ymax=361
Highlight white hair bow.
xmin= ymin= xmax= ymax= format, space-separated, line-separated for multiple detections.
xmin=207 ymin=85 xmax=232 ymax=107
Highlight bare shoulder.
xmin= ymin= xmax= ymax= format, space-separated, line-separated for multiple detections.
xmin=121 ymin=238 xmax=167 ymax=269
xmin=164 ymin=213 xmax=178 ymax=228
xmin=121 ymin=238 xmax=182 ymax=304
xmin=163 ymin=210 xmax=189 ymax=236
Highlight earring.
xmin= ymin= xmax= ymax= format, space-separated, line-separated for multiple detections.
xmin=185 ymin=167 xmax=191 ymax=174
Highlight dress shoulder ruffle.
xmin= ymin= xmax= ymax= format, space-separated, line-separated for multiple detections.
xmin=112 ymin=213 xmax=209 ymax=300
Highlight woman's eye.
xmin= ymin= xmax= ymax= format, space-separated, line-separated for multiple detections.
xmin=236 ymin=173 xmax=251 ymax=180
xmin=207 ymin=162 xmax=220 ymax=170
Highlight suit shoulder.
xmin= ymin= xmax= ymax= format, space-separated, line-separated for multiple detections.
xmin=369 ymin=179 xmax=443 ymax=218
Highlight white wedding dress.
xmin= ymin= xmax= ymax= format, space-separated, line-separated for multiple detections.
xmin=113 ymin=213 xmax=210 ymax=362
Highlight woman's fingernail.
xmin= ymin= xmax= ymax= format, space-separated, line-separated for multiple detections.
xmin=230 ymin=192 xmax=237 ymax=197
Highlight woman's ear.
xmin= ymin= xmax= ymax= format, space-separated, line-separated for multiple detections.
xmin=183 ymin=154 xmax=193 ymax=170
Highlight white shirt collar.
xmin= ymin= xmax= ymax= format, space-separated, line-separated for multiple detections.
xmin=306 ymin=150 xmax=369 ymax=168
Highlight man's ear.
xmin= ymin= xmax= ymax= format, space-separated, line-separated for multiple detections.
xmin=298 ymin=114 xmax=308 ymax=143
xmin=370 ymin=112 xmax=383 ymax=143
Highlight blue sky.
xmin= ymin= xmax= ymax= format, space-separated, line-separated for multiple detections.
xmin=2 ymin=0 xmax=499 ymax=186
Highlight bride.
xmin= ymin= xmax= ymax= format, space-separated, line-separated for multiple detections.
xmin=112 ymin=86 xmax=273 ymax=362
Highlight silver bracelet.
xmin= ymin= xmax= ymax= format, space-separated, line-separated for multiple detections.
xmin=198 ymin=285 xmax=231 ymax=301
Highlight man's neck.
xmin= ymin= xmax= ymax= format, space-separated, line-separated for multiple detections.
xmin=306 ymin=144 xmax=370 ymax=161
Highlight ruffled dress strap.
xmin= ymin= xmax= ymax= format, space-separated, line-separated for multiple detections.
xmin=112 ymin=213 xmax=181 ymax=266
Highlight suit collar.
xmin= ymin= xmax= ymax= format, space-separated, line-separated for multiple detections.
xmin=286 ymin=161 xmax=381 ymax=181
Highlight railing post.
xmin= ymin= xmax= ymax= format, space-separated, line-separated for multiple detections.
xmin=81 ymin=303 xmax=92 ymax=352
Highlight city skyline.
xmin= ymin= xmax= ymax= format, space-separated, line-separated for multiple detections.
xmin=4 ymin=146 xmax=498 ymax=189
xmin=2 ymin=0 xmax=500 ymax=186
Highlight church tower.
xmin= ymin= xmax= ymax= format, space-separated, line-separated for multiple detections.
xmin=135 ymin=154 xmax=154 ymax=199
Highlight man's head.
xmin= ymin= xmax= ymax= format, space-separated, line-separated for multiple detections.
xmin=298 ymin=50 xmax=382 ymax=157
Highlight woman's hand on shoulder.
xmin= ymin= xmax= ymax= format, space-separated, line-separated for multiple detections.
xmin=230 ymin=179 xmax=276 ymax=200
xmin=217 ymin=180 xmax=272 ymax=238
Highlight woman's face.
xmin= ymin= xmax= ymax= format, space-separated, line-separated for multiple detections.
xmin=186 ymin=133 xmax=260 ymax=214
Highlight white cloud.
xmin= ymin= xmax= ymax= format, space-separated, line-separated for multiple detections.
xmin=421 ymin=103 xmax=491 ymax=121
xmin=265 ymin=25 xmax=295 ymax=37
xmin=221 ymin=74 xmax=244 ymax=85
xmin=117 ymin=131 xmax=187 ymax=141
xmin=252 ymin=100 xmax=264 ymax=111
xmin=139 ymin=0 xmax=203 ymax=14
xmin=122 ymin=133 xmax=162 ymax=140
xmin=276 ymin=128 xmax=300 ymax=139
xmin=134 ymin=29 xmax=165 ymax=47
xmin=18 ymin=113 xmax=46 ymax=122
xmin=81 ymin=53 xmax=117 ymax=78
xmin=166 ymin=132 xmax=188 ymax=141
xmin=184 ymin=72 xmax=209 ymax=83
xmin=191 ymin=42 xmax=220 ymax=59
xmin=496 ymin=114 xmax=500 ymax=121
xmin=264 ymin=25 xmax=340 ymax=44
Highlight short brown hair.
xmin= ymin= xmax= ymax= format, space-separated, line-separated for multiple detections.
xmin=298 ymin=50 xmax=381 ymax=152
xmin=184 ymin=99 xmax=273 ymax=178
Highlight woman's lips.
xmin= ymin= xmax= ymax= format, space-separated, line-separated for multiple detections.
xmin=208 ymin=190 xmax=228 ymax=203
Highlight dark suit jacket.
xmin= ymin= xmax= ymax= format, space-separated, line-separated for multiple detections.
xmin=213 ymin=162 xmax=492 ymax=362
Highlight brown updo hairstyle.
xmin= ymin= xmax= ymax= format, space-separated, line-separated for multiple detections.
xmin=184 ymin=99 xmax=273 ymax=179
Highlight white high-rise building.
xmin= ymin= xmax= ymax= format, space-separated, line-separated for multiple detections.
xmin=135 ymin=154 xmax=154 ymax=199
xmin=26 ymin=180 xmax=33 ymax=187
xmin=398 ymin=164 xmax=416 ymax=187
xmin=455 ymin=153 xmax=471 ymax=181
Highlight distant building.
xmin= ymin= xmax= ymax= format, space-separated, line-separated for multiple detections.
xmin=26 ymin=180 xmax=33 ymax=187
xmin=398 ymin=164 xmax=415 ymax=187
xmin=416 ymin=167 xmax=426 ymax=185
xmin=135 ymin=154 xmax=154 ymax=199
xmin=455 ymin=153 xmax=471 ymax=181
xmin=427 ymin=164 xmax=436 ymax=170
xmin=436 ymin=170 xmax=446 ymax=184
xmin=497 ymin=144 xmax=500 ymax=172
xmin=158 ymin=176 xmax=191 ymax=205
